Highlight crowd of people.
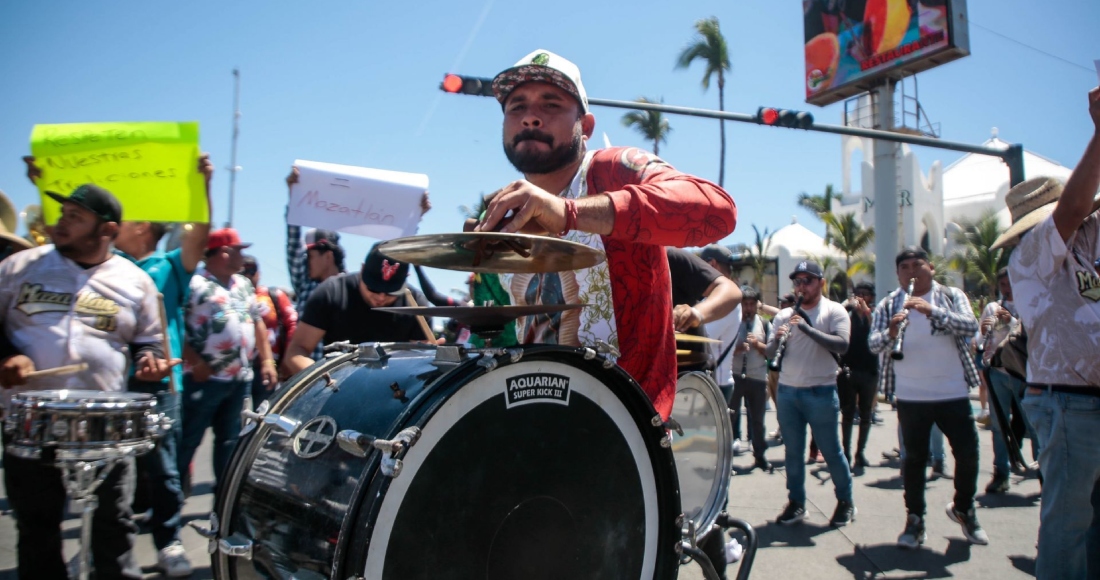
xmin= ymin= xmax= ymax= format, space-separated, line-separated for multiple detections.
xmin=0 ymin=45 xmax=1095 ymax=580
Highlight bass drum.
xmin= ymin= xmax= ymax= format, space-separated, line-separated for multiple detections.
xmin=212 ymin=344 xmax=681 ymax=580
xmin=669 ymin=372 xmax=732 ymax=538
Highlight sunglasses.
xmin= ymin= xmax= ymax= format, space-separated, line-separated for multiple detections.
xmin=791 ymin=277 xmax=817 ymax=287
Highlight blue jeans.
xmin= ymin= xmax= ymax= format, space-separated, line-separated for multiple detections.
xmin=1021 ymin=389 xmax=1100 ymax=579
xmin=777 ymin=384 xmax=853 ymax=504
xmin=179 ymin=377 xmax=249 ymax=493
xmin=989 ymin=370 xmax=1039 ymax=475
xmin=131 ymin=385 xmax=184 ymax=550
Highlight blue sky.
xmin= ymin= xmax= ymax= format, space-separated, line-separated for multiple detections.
xmin=2 ymin=0 xmax=1098 ymax=298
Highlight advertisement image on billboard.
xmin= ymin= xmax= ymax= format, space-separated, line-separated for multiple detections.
xmin=804 ymin=0 xmax=970 ymax=106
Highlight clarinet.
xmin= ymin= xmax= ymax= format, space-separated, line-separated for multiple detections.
xmin=891 ymin=278 xmax=916 ymax=361
xmin=768 ymin=295 xmax=803 ymax=372
xmin=739 ymin=320 xmax=749 ymax=380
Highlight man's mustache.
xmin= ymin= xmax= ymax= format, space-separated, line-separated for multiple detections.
xmin=513 ymin=130 xmax=554 ymax=147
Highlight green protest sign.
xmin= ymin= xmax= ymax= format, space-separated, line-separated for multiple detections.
xmin=30 ymin=122 xmax=208 ymax=223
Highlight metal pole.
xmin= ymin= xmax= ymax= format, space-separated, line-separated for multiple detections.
xmin=227 ymin=68 xmax=241 ymax=228
xmin=871 ymin=81 xmax=900 ymax=296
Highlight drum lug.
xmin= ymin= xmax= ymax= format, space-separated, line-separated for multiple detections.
xmin=659 ymin=434 xmax=672 ymax=448
xmin=240 ymin=403 xmax=301 ymax=438
xmin=432 ymin=345 xmax=465 ymax=366
xmin=336 ymin=427 xmax=421 ymax=477
xmin=217 ymin=534 xmax=254 ymax=560
xmin=477 ymin=356 xmax=498 ymax=371
xmin=189 ymin=512 xmax=219 ymax=546
xmin=594 ymin=339 xmax=620 ymax=358
xmin=356 ymin=343 xmax=390 ymax=363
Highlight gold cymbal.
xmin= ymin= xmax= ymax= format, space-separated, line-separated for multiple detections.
xmin=674 ymin=333 xmax=721 ymax=344
xmin=377 ymin=232 xmax=606 ymax=274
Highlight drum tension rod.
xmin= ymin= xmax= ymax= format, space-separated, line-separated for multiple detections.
xmin=337 ymin=427 xmax=422 ymax=477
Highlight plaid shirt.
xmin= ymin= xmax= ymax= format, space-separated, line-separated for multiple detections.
xmin=286 ymin=222 xmax=323 ymax=360
xmin=868 ymin=281 xmax=980 ymax=395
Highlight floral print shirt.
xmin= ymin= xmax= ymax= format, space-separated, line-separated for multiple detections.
xmin=184 ymin=268 xmax=261 ymax=382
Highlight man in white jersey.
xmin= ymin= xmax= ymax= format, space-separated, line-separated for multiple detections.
xmin=869 ymin=247 xmax=987 ymax=549
xmin=766 ymin=260 xmax=854 ymax=527
xmin=0 ymin=184 xmax=173 ymax=579
xmin=991 ymin=87 xmax=1100 ymax=579
xmin=726 ymin=286 xmax=773 ymax=472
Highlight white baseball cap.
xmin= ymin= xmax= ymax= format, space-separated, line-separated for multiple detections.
xmin=491 ymin=49 xmax=589 ymax=113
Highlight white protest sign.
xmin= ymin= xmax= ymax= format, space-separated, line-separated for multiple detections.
xmin=288 ymin=160 xmax=428 ymax=240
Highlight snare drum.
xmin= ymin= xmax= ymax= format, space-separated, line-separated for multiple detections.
xmin=669 ymin=372 xmax=733 ymax=538
xmin=212 ymin=344 xmax=681 ymax=580
xmin=3 ymin=390 xmax=163 ymax=462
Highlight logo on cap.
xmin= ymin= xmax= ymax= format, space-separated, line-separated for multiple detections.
xmin=532 ymin=52 xmax=550 ymax=65
xmin=798 ymin=261 xmax=808 ymax=270
xmin=381 ymin=259 xmax=400 ymax=281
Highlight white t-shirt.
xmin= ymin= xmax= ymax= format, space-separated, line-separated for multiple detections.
xmin=705 ymin=304 xmax=741 ymax=386
xmin=1009 ymin=212 xmax=1100 ymax=386
xmin=893 ymin=291 xmax=970 ymax=401
xmin=770 ymin=298 xmax=850 ymax=388
xmin=0 ymin=246 xmax=163 ymax=406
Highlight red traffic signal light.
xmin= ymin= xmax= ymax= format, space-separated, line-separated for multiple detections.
xmin=440 ymin=74 xmax=495 ymax=97
xmin=755 ymin=107 xmax=814 ymax=129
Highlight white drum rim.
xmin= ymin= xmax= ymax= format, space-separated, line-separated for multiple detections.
xmin=671 ymin=371 xmax=733 ymax=538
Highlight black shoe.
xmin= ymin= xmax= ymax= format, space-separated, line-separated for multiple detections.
xmin=754 ymin=457 xmax=771 ymax=472
xmin=931 ymin=459 xmax=946 ymax=478
xmin=830 ymin=500 xmax=856 ymax=527
xmin=776 ymin=501 xmax=806 ymax=525
xmin=854 ymin=452 xmax=869 ymax=469
xmin=985 ymin=473 xmax=1010 ymax=494
xmin=946 ymin=503 xmax=989 ymax=545
xmin=896 ymin=513 xmax=926 ymax=549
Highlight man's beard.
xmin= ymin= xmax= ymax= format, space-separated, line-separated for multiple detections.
xmin=55 ymin=229 xmax=100 ymax=259
xmin=503 ymin=127 xmax=583 ymax=174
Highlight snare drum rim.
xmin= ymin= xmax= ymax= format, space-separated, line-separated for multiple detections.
xmin=673 ymin=371 xmax=734 ymax=539
xmin=345 ymin=345 xmax=682 ymax=580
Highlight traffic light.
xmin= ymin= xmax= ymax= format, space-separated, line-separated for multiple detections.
xmin=755 ymin=107 xmax=814 ymax=129
xmin=440 ymin=74 xmax=495 ymax=97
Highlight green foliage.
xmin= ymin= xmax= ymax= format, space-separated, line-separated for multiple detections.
xmin=744 ymin=224 xmax=772 ymax=288
xmin=620 ymin=97 xmax=671 ymax=156
xmin=948 ymin=210 xmax=1008 ymax=300
xmin=676 ymin=16 xmax=731 ymax=187
xmin=823 ymin=211 xmax=875 ymax=295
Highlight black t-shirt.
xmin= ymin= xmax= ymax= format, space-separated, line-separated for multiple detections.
xmin=666 ymin=247 xmax=723 ymax=365
xmin=841 ymin=307 xmax=878 ymax=372
xmin=301 ymin=272 xmax=430 ymax=344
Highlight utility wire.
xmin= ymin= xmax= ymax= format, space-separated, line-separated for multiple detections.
xmin=971 ymin=21 xmax=1094 ymax=74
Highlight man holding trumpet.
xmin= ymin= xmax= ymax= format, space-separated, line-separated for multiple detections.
xmin=869 ymin=247 xmax=986 ymax=549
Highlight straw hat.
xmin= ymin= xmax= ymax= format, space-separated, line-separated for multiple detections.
xmin=990 ymin=176 xmax=1100 ymax=250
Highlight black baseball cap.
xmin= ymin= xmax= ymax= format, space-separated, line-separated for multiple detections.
xmin=46 ymin=184 xmax=122 ymax=223
xmin=361 ymin=243 xmax=409 ymax=295
xmin=789 ymin=260 xmax=824 ymax=280
xmin=895 ymin=246 xmax=929 ymax=267
xmin=699 ymin=244 xmax=736 ymax=265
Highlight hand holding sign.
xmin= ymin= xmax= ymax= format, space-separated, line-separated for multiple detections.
xmin=30 ymin=122 xmax=208 ymax=224
xmin=287 ymin=160 xmax=428 ymax=240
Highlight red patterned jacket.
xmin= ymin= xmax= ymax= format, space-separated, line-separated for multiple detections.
xmin=588 ymin=147 xmax=736 ymax=420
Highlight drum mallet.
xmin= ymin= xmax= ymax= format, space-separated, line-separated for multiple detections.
xmin=402 ymin=287 xmax=436 ymax=342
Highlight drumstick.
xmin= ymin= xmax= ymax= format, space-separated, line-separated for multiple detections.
xmin=156 ymin=293 xmax=179 ymax=393
xmin=402 ymin=287 xmax=436 ymax=342
xmin=25 ymin=363 xmax=88 ymax=379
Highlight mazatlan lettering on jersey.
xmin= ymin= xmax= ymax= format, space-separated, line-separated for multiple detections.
xmin=1076 ymin=270 xmax=1100 ymax=301
xmin=16 ymin=283 xmax=121 ymax=331
xmin=505 ymin=373 xmax=571 ymax=408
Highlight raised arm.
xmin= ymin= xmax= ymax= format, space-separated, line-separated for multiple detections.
xmin=1052 ymin=87 xmax=1100 ymax=243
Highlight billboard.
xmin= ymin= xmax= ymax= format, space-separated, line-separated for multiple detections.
xmin=804 ymin=0 xmax=970 ymax=106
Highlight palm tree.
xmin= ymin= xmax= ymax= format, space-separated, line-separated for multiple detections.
xmin=948 ymin=210 xmax=1007 ymax=300
xmin=620 ymin=98 xmax=672 ymax=156
xmin=823 ymin=211 xmax=874 ymax=295
xmin=805 ymin=253 xmax=846 ymax=300
xmin=676 ymin=17 xmax=731 ymax=187
xmin=744 ymin=224 xmax=772 ymax=288
xmin=797 ymin=184 xmax=840 ymax=217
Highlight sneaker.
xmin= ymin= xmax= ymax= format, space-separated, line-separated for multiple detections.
xmin=157 ymin=542 xmax=194 ymax=578
xmin=897 ymin=513 xmax=926 ymax=549
xmin=985 ymin=472 xmax=1010 ymax=494
xmin=776 ymin=501 xmax=806 ymax=525
xmin=872 ymin=412 xmax=884 ymax=425
xmin=732 ymin=439 xmax=743 ymax=455
xmin=769 ymin=428 xmax=782 ymax=440
xmin=946 ymin=503 xmax=989 ymax=545
xmin=830 ymin=500 xmax=856 ymax=527
xmin=882 ymin=448 xmax=901 ymax=460
xmin=931 ymin=459 xmax=946 ymax=478
xmin=725 ymin=538 xmax=744 ymax=563
xmin=754 ymin=457 xmax=772 ymax=472
xmin=975 ymin=410 xmax=991 ymax=427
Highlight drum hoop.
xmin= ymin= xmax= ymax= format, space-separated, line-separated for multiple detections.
xmin=357 ymin=346 xmax=681 ymax=579
xmin=672 ymin=371 xmax=733 ymax=538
